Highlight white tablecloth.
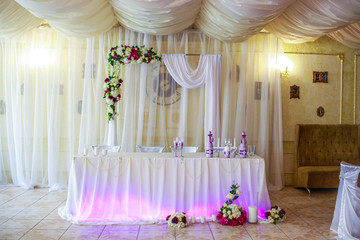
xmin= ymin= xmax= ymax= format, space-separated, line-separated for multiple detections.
xmin=58 ymin=152 xmax=271 ymax=225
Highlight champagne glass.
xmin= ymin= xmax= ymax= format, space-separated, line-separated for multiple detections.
xmin=180 ymin=138 xmax=184 ymax=157
xmin=173 ymin=139 xmax=178 ymax=157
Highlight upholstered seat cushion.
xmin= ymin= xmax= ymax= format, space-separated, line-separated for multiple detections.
xmin=296 ymin=166 xmax=340 ymax=188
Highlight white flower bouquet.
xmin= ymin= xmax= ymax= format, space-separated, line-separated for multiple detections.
xmin=166 ymin=212 xmax=189 ymax=228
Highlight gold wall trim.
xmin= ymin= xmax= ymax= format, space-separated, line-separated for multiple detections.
xmin=355 ymin=55 xmax=360 ymax=124
xmin=284 ymin=52 xmax=344 ymax=124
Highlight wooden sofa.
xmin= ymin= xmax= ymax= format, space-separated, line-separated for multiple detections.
xmin=294 ymin=124 xmax=360 ymax=194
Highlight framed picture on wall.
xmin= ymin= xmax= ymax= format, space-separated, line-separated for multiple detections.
xmin=313 ymin=71 xmax=328 ymax=83
xmin=290 ymin=85 xmax=300 ymax=99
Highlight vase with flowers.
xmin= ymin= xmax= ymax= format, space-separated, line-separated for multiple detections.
xmin=216 ymin=183 xmax=247 ymax=226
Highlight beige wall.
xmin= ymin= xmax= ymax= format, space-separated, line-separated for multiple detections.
xmin=282 ymin=36 xmax=360 ymax=185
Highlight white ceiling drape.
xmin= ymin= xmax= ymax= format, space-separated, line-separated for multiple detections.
xmin=0 ymin=0 xmax=359 ymax=47
xmin=15 ymin=0 xmax=117 ymax=38
xmin=110 ymin=0 xmax=202 ymax=35
xmin=265 ymin=0 xmax=360 ymax=43
xmin=0 ymin=1 xmax=42 ymax=40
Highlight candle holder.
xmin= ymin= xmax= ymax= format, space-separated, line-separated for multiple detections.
xmin=83 ymin=147 xmax=89 ymax=156
xmin=248 ymin=191 xmax=258 ymax=224
xmin=93 ymin=146 xmax=99 ymax=157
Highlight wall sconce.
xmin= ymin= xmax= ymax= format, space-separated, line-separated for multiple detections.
xmin=279 ymin=55 xmax=294 ymax=79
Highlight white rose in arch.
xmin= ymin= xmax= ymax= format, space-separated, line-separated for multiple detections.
xmin=226 ymin=193 xmax=233 ymax=199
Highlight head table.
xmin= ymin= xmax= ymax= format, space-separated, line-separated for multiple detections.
xmin=58 ymin=152 xmax=271 ymax=225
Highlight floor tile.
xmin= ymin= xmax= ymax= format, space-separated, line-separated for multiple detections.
xmin=20 ymin=229 xmax=66 ymax=240
xmin=139 ymin=224 xmax=172 ymax=231
xmin=59 ymin=228 xmax=103 ymax=240
xmin=248 ymin=231 xmax=290 ymax=239
xmin=212 ymin=230 xmax=252 ymax=240
xmin=34 ymin=219 xmax=71 ymax=230
xmin=104 ymin=225 xmax=139 ymax=231
xmin=0 ymin=228 xmax=28 ymax=239
xmin=138 ymin=230 xmax=175 ymax=240
xmin=44 ymin=210 xmax=64 ymax=220
xmin=0 ymin=219 xmax=40 ymax=230
xmin=13 ymin=210 xmax=50 ymax=220
xmin=175 ymin=230 xmax=214 ymax=240
xmin=0 ymin=186 xmax=342 ymax=240
xmin=176 ymin=222 xmax=210 ymax=231
xmin=99 ymin=230 xmax=138 ymax=240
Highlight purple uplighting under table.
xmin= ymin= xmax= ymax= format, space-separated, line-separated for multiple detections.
xmin=58 ymin=152 xmax=271 ymax=225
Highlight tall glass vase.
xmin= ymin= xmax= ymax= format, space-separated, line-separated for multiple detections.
xmin=104 ymin=119 xmax=117 ymax=146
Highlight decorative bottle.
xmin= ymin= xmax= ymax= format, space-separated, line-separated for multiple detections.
xmin=206 ymin=131 xmax=214 ymax=158
xmin=239 ymin=132 xmax=247 ymax=158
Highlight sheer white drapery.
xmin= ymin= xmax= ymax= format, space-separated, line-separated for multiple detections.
xmin=0 ymin=27 xmax=82 ymax=189
xmin=0 ymin=27 xmax=284 ymax=190
xmin=0 ymin=0 xmax=360 ymax=47
xmin=162 ymin=54 xmax=221 ymax=143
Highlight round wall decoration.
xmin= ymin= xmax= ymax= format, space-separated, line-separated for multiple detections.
xmin=317 ymin=106 xmax=325 ymax=117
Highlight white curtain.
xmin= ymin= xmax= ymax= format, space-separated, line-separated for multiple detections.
xmin=162 ymin=54 xmax=221 ymax=144
xmin=0 ymin=27 xmax=284 ymax=190
xmin=0 ymin=27 xmax=82 ymax=190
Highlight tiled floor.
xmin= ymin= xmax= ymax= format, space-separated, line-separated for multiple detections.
xmin=0 ymin=186 xmax=339 ymax=239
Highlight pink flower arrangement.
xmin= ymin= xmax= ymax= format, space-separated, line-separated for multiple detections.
xmin=216 ymin=183 xmax=247 ymax=226
xmin=217 ymin=211 xmax=247 ymax=226
xmin=166 ymin=212 xmax=189 ymax=228
xmin=104 ymin=44 xmax=161 ymax=121
xmin=265 ymin=206 xmax=286 ymax=224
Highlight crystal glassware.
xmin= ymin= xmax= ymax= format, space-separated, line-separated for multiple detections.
xmin=180 ymin=140 xmax=184 ymax=157
xmin=173 ymin=139 xmax=178 ymax=157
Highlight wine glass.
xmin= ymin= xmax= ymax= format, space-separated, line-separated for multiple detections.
xmin=173 ymin=139 xmax=178 ymax=157
xmin=180 ymin=138 xmax=184 ymax=157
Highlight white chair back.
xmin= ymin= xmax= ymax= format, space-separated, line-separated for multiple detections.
xmin=170 ymin=146 xmax=199 ymax=153
xmin=92 ymin=145 xmax=121 ymax=152
xmin=136 ymin=145 xmax=165 ymax=153
xmin=330 ymin=161 xmax=360 ymax=239
xmin=213 ymin=147 xmax=237 ymax=153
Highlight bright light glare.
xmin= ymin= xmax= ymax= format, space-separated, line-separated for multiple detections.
xmin=279 ymin=55 xmax=294 ymax=72
xmin=25 ymin=48 xmax=55 ymax=67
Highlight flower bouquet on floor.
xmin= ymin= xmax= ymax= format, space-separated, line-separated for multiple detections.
xmin=265 ymin=206 xmax=286 ymax=224
xmin=216 ymin=183 xmax=247 ymax=226
xmin=166 ymin=212 xmax=189 ymax=228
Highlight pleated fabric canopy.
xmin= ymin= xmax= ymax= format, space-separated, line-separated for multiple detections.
xmin=1 ymin=0 xmax=360 ymax=47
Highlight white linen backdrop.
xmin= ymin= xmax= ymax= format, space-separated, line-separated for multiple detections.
xmin=0 ymin=27 xmax=283 ymax=190
xmin=162 ymin=54 xmax=221 ymax=145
